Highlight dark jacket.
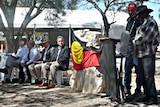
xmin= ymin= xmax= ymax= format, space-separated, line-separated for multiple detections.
xmin=126 ymin=17 xmax=141 ymax=42
xmin=51 ymin=45 xmax=70 ymax=70
xmin=40 ymin=45 xmax=55 ymax=62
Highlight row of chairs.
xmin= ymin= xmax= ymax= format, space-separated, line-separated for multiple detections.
xmin=0 ymin=67 xmax=70 ymax=85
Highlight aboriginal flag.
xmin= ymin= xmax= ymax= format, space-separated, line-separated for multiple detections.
xmin=71 ymin=29 xmax=102 ymax=70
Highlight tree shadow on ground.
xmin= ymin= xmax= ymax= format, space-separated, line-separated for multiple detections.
xmin=0 ymin=83 xmax=104 ymax=107
xmin=88 ymin=90 xmax=160 ymax=107
xmin=2 ymin=83 xmax=160 ymax=107
xmin=116 ymin=90 xmax=160 ymax=107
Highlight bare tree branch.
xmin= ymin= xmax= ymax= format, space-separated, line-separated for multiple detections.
xmin=104 ymin=0 xmax=107 ymax=8
xmin=86 ymin=0 xmax=103 ymax=14
xmin=18 ymin=0 xmax=45 ymax=36
xmin=0 ymin=0 xmax=17 ymax=28
xmin=0 ymin=2 xmax=9 ymax=22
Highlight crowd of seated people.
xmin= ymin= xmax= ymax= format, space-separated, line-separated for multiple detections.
xmin=28 ymin=37 xmax=55 ymax=85
xmin=2 ymin=35 xmax=70 ymax=89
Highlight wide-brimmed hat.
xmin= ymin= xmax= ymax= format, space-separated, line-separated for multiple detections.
xmin=137 ymin=5 xmax=153 ymax=15
xmin=41 ymin=37 xmax=51 ymax=44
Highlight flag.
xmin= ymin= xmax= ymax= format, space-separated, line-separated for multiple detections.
xmin=71 ymin=29 xmax=102 ymax=70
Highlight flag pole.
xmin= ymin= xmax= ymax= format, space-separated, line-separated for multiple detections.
xmin=33 ymin=24 xmax=36 ymax=41
xmin=69 ymin=24 xmax=71 ymax=48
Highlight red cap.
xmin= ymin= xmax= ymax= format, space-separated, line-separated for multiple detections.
xmin=127 ymin=5 xmax=136 ymax=11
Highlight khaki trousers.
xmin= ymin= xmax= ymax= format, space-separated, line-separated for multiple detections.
xmin=40 ymin=63 xmax=50 ymax=81
xmin=28 ymin=63 xmax=41 ymax=81
xmin=49 ymin=62 xmax=59 ymax=84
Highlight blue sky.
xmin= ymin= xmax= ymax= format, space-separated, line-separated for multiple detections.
xmin=143 ymin=1 xmax=160 ymax=25
xmin=79 ymin=1 xmax=160 ymax=26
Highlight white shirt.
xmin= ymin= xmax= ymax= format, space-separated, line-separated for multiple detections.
xmin=21 ymin=46 xmax=41 ymax=65
xmin=56 ymin=46 xmax=61 ymax=61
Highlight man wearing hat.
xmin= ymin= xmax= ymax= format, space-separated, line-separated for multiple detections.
xmin=40 ymin=36 xmax=70 ymax=89
xmin=28 ymin=37 xmax=54 ymax=85
xmin=133 ymin=5 xmax=159 ymax=104
xmin=123 ymin=2 xmax=141 ymax=96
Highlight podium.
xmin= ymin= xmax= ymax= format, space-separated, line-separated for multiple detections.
xmin=99 ymin=36 xmax=127 ymax=102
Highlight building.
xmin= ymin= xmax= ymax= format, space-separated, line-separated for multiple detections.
xmin=1 ymin=7 xmax=129 ymax=46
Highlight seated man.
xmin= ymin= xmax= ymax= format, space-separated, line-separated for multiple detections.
xmin=5 ymin=38 xmax=28 ymax=83
xmin=20 ymin=40 xmax=41 ymax=84
xmin=28 ymin=37 xmax=54 ymax=85
xmin=40 ymin=36 xmax=70 ymax=89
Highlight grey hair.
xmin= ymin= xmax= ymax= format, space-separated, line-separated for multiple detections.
xmin=57 ymin=36 xmax=64 ymax=41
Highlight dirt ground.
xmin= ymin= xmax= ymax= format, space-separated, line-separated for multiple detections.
xmin=0 ymin=58 xmax=160 ymax=107
xmin=0 ymin=75 xmax=160 ymax=107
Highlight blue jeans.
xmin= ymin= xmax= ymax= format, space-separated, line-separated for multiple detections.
xmin=5 ymin=56 xmax=21 ymax=79
xmin=124 ymin=45 xmax=140 ymax=93
xmin=138 ymin=54 xmax=157 ymax=100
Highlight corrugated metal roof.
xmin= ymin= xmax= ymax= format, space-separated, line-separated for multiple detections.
xmin=0 ymin=7 xmax=129 ymax=29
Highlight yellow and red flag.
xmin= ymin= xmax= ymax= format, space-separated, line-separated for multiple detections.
xmin=71 ymin=29 xmax=102 ymax=70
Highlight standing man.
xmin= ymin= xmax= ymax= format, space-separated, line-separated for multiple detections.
xmin=5 ymin=38 xmax=28 ymax=83
xmin=133 ymin=5 xmax=159 ymax=104
xmin=20 ymin=40 xmax=41 ymax=84
xmin=40 ymin=36 xmax=70 ymax=89
xmin=28 ymin=37 xmax=54 ymax=85
xmin=124 ymin=2 xmax=141 ymax=96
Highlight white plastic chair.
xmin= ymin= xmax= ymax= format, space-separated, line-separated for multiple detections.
xmin=10 ymin=67 xmax=19 ymax=82
xmin=56 ymin=70 xmax=63 ymax=86
xmin=0 ymin=52 xmax=7 ymax=82
xmin=56 ymin=70 xmax=70 ymax=86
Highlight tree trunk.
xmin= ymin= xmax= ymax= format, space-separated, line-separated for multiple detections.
xmin=102 ymin=13 xmax=110 ymax=37
xmin=5 ymin=30 xmax=16 ymax=53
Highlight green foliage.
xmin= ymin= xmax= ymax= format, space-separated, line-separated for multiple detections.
xmin=66 ymin=0 xmax=79 ymax=10
xmin=17 ymin=0 xmax=79 ymax=10
xmin=0 ymin=0 xmax=79 ymax=52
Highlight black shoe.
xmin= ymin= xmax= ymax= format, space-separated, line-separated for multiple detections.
xmin=2 ymin=81 xmax=5 ymax=84
xmin=0 ymin=68 xmax=8 ymax=74
xmin=12 ymin=78 xmax=19 ymax=83
xmin=37 ymin=80 xmax=42 ymax=84
xmin=132 ymin=90 xmax=142 ymax=97
xmin=19 ymin=79 xmax=24 ymax=84
xmin=125 ymin=92 xmax=139 ymax=102
xmin=31 ymin=82 xmax=36 ymax=85
xmin=31 ymin=79 xmax=42 ymax=85
xmin=145 ymin=100 xmax=157 ymax=105
xmin=26 ymin=79 xmax=31 ymax=83
xmin=137 ymin=97 xmax=147 ymax=102
xmin=145 ymin=97 xmax=157 ymax=105
xmin=134 ymin=88 xmax=141 ymax=93
xmin=5 ymin=78 xmax=11 ymax=83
